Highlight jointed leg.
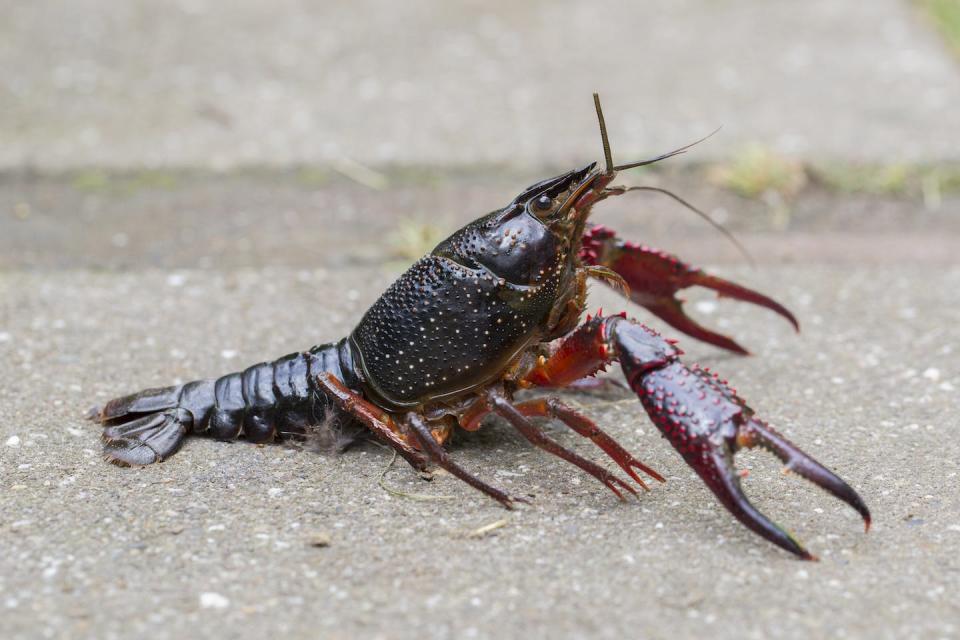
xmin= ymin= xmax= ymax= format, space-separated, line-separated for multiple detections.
xmin=403 ymin=412 xmax=526 ymax=509
xmin=512 ymin=396 xmax=664 ymax=489
xmin=487 ymin=392 xmax=639 ymax=500
xmin=315 ymin=373 xmax=427 ymax=472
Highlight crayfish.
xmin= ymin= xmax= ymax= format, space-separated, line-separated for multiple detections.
xmin=89 ymin=95 xmax=870 ymax=559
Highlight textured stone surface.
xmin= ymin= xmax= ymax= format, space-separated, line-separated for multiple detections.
xmin=3 ymin=1 xmax=959 ymax=636
xmin=1 ymin=263 xmax=958 ymax=639
xmin=2 ymin=0 xmax=959 ymax=170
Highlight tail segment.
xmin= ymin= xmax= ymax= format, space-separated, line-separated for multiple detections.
xmin=86 ymin=339 xmax=359 ymax=466
xmin=88 ymin=381 xmax=213 ymax=466
xmin=101 ymin=408 xmax=192 ymax=465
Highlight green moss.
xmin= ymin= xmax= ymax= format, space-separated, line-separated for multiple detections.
xmin=71 ymin=170 xmax=111 ymax=192
xmin=708 ymin=145 xmax=807 ymax=199
xmin=71 ymin=169 xmax=179 ymax=195
xmin=811 ymin=163 xmax=960 ymax=197
xmin=919 ymin=0 xmax=960 ymax=57
xmin=386 ymin=217 xmax=445 ymax=261
xmin=934 ymin=165 xmax=960 ymax=192
xmin=812 ymin=164 xmax=911 ymax=195
xmin=126 ymin=170 xmax=178 ymax=190
xmin=294 ymin=167 xmax=333 ymax=187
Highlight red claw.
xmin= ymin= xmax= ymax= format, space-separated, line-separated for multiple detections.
xmin=525 ymin=313 xmax=870 ymax=558
xmin=581 ymin=225 xmax=799 ymax=354
xmin=621 ymin=355 xmax=870 ymax=560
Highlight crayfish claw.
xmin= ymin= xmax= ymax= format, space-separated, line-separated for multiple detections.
xmin=642 ymin=298 xmax=751 ymax=356
xmin=613 ymin=317 xmax=869 ymax=558
xmin=642 ymin=364 xmax=867 ymax=559
xmin=741 ymin=418 xmax=872 ymax=532
xmin=706 ymin=446 xmax=817 ymax=561
xmin=703 ymin=416 xmax=872 ymax=559
xmin=691 ymin=271 xmax=800 ymax=333
xmin=580 ymin=225 xmax=799 ymax=354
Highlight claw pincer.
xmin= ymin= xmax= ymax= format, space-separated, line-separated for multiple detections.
xmin=526 ymin=312 xmax=869 ymax=559
xmin=614 ymin=320 xmax=870 ymax=559
xmin=582 ymin=224 xmax=799 ymax=355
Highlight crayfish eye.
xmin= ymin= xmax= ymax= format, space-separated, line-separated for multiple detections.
xmin=533 ymin=195 xmax=553 ymax=213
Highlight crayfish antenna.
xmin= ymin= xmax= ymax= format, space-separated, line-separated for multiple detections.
xmin=593 ymin=93 xmax=615 ymax=174
xmin=612 ymin=126 xmax=722 ymax=171
xmin=617 ymin=185 xmax=755 ymax=265
xmin=588 ymin=97 xmax=747 ymax=262
xmin=592 ymin=94 xmax=720 ymax=174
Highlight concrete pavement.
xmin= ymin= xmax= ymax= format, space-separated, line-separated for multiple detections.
xmin=1 ymin=263 xmax=959 ymax=639
xmin=2 ymin=0 xmax=960 ymax=638
xmin=2 ymin=0 xmax=959 ymax=170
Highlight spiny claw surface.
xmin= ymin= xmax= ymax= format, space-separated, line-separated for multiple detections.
xmin=581 ymin=225 xmax=799 ymax=354
xmin=634 ymin=361 xmax=869 ymax=559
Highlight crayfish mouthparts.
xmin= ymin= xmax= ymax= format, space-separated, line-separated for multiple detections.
xmin=88 ymin=94 xmax=870 ymax=560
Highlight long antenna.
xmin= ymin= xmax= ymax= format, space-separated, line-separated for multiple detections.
xmin=613 ymin=127 xmax=722 ymax=171
xmin=590 ymin=98 xmax=747 ymax=263
xmin=620 ymin=185 xmax=754 ymax=265
xmin=593 ymin=93 xmax=614 ymax=173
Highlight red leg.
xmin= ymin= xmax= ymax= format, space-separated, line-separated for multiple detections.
xmin=512 ymin=396 xmax=664 ymax=489
xmin=486 ymin=392 xmax=638 ymax=500
xmin=320 ymin=374 xmax=527 ymax=509
xmin=580 ymin=224 xmax=799 ymax=355
xmin=403 ymin=412 xmax=527 ymax=509
xmin=315 ymin=373 xmax=427 ymax=472
xmin=524 ymin=310 xmax=640 ymax=389
xmin=522 ymin=314 xmax=869 ymax=559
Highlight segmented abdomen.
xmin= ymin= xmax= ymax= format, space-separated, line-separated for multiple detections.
xmin=181 ymin=339 xmax=357 ymax=442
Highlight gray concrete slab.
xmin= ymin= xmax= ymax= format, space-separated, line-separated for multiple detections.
xmin=3 ymin=1 xmax=959 ymax=636
xmin=1 ymin=263 xmax=958 ymax=640
xmin=3 ymin=169 xmax=958 ymax=271
xmin=2 ymin=0 xmax=959 ymax=170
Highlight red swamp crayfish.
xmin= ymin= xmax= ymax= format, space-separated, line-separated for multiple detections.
xmin=89 ymin=95 xmax=870 ymax=560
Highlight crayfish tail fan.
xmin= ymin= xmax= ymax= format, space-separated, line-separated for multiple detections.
xmin=88 ymin=381 xmax=213 ymax=466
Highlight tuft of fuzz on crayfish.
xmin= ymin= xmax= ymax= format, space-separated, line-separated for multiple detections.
xmin=284 ymin=396 xmax=365 ymax=455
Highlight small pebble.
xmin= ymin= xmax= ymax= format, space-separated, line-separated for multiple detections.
xmin=695 ymin=300 xmax=717 ymax=315
xmin=307 ymin=532 xmax=332 ymax=548
xmin=199 ymin=592 xmax=230 ymax=609
xmin=5 ymin=436 xmax=20 ymax=448
xmin=166 ymin=273 xmax=186 ymax=287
